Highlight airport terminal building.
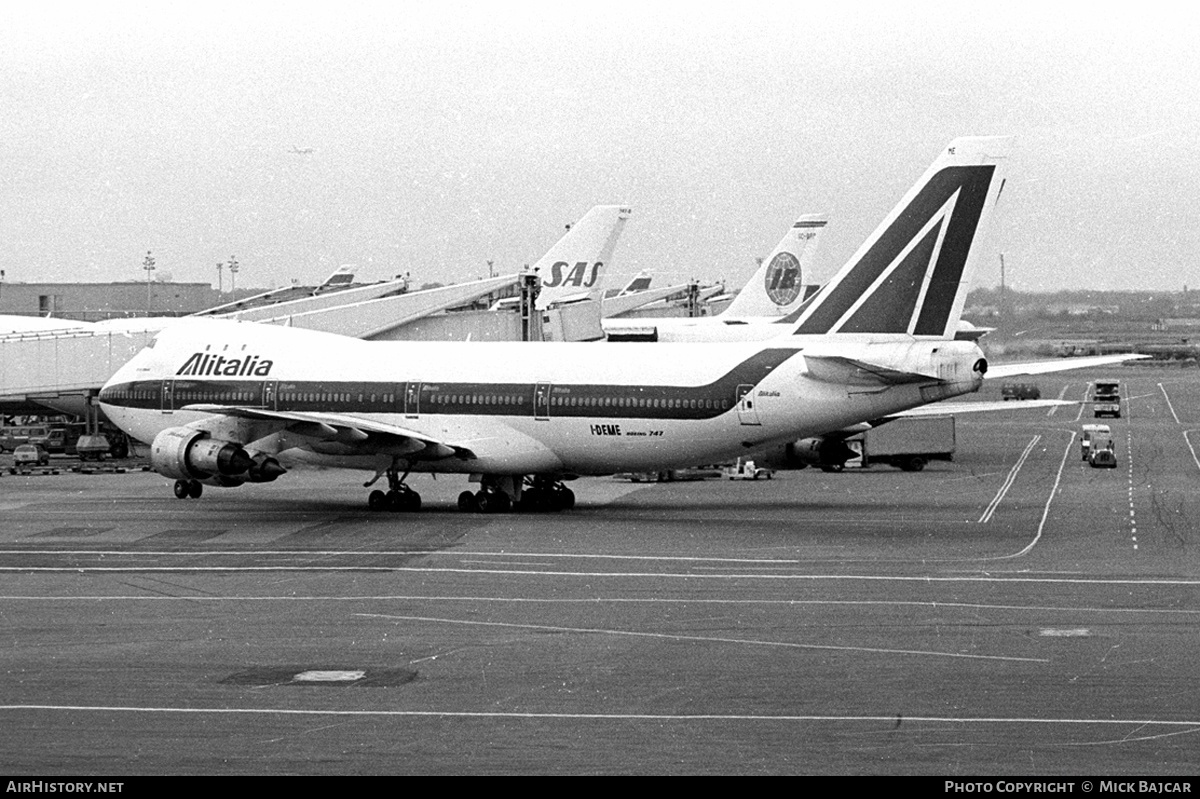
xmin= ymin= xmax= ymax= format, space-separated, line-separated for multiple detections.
xmin=0 ymin=280 xmax=224 ymax=321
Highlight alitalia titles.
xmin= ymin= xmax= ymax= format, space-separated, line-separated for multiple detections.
xmin=176 ymin=352 xmax=274 ymax=377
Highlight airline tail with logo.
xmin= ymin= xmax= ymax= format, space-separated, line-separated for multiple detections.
xmin=720 ymin=213 xmax=828 ymax=318
xmin=790 ymin=136 xmax=1010 ymax=339
xmin=532 ymin=206 xmax=632 ymax=310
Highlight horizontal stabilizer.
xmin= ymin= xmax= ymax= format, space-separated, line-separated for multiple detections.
xmin=884 ymin=399 xmax=1077 ymax=419
xmin=803 ymin=354 xmax=937 ymax=386
xmin=986 ymin=353 xmax=1149 ymax=379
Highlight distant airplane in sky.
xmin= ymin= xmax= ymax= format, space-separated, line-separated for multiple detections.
xmin=290 ymin=146 xmax=314 ymax=155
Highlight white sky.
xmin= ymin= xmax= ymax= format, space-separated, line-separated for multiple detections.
xmin=2 ymin=1 xmax=1198 ymax=293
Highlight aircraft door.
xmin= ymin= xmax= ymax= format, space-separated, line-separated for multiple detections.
xmin=736 ymin=383 xmax=761 ymax=426
xmin=534 ymin=382 xmax=551 ymax=420
xmin=261 ymin=379 xmax=278 ymax=410
xmin=160 ymin=379 xmax=174 ymax=413
xmin=404 ymin=381 xmax=421 ymax=418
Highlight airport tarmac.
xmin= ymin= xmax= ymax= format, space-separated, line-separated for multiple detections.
xmin=2 ymin=367 xmax=1199 ymax=775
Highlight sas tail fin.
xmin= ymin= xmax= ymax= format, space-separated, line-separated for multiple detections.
xmin=721 ymin=213 xmax=828 ymax=318
xmin=532 ymin=205 xmax=632 ymax=310
xmin=791 ymin=137 xmax=1010 ymax=338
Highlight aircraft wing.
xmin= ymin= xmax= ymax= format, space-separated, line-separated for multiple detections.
xmin=181 ymin=405 xmax=475 ymax=460
xmin=986 ymin=353 xmax=1148 ymax=379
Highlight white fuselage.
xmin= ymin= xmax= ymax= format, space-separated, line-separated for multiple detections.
xmin=99 ymin=319 xmax=985 ymax=477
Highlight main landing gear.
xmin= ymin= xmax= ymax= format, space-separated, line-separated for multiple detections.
xmin=173 ymin=479 xmax=203 ymax=499
xmin=456 ymin=475 xmax=575 ymax=514
xmin=365 ymin=463 xmax=421 ymax=512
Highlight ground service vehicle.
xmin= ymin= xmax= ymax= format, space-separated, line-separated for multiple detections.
xmin=1081 ymin=424 xmax=1113 ymax=461
xmin=851 ymin=416 xmax=956 ymax=471
xmin=724 ymin=458 xmax=774 ymax=480
xmin=1092 ymin=379 xmax=1121 ymax=418
xmin=0 ymin=424 xmax=49 ymax=452
xmin=1001 ymin=382 xmax=1041 ymax=400
xmin=1089 ymin=448 xmax=1118 ymax=468
xmin=13 ymin=443 xmax=50 ymax=467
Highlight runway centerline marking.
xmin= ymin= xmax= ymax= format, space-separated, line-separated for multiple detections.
xmin=4 ymin=704 xmax=1200 ymax=728
xmin=357 ymin=613 xmax=1048 ymax=663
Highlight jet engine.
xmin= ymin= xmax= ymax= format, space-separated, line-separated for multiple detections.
xmin=782 ymin=436 xmax=859 ymax=470
xmin=150 ymin=427 xmax=284 ymax=484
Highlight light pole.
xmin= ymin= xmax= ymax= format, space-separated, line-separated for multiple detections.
xmin=228 ymin=255 xmax=239 ymax=295
xmin=142 ymin=251 xmax=156 ymax=312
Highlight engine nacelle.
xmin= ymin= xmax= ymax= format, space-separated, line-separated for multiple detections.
xmin=151 ymin=427 xmax=253 ymax=482
xmin=784 ymin=436 xmax=858 ymax=468
xmin=247 ymin=452 xmax=287 ymax=483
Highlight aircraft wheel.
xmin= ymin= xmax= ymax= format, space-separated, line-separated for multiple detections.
xmin=488 ymin=490 xmax=511 ymax=513
xmin=904 ymin=457 xmax=926 ymax=472
xmin=458 ymin=490 xmax=479 ymax=513
xmin=385 ymin=490 xmax=405 ymax=511
xmin=820 ymin=463 xmax=845 ymax=473
xmin=368 ymin=490 xmax=388 ymax=511
xmin=405 ymin=490 xmax=421 ymax=512
xmin=517 ymin=487 xmax=542 ymax=512
xmin=473 ymin=490 xmax=492 ymax=513
xmin=173 ymin=480 xmax=190 ymax=500
xmin=556 ymin=486 xmax=575 ymax=511
xmin=187 ymin=480 xmax=203 ymax=499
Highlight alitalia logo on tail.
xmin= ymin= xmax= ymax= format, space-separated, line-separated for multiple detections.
xmin=177 ymin=352 xmax=274 ymax=377
xmin=794 ymin=164 xmax=998 ymax=337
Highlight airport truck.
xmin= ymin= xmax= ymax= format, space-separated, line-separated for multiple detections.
xmin=1092 ymin=379 xmax=1121 ymax=418
xmin=1081 ymin=423 xmax=1113 ymax=461
xmin=850 ymin=416 xmax=956 ymax=472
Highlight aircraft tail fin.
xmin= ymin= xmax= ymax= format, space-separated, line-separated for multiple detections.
xmin=318 ymin=266 xmax=355 ymax=289
xmin=791 ymin=137 xmax=1010 ymax=338
xmin=721 ymin=213 xmax=828 ymax=318
xmin=532 ymin=206 xmax=632 ymax=310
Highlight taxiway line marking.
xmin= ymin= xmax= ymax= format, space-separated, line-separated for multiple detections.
xmin=1158 ymin=383 xmax=1181 ymax=424
xmin=978 ymin=435 xmax=1041 ymax=524
xmin=994 ymin=430 xmax=1076 ymax=561
xmin=1182 ymin=431 xmax=1200 ymax=475
xmin=0 ymin=549 xmax=809 ymax=563
xmin=1072 ymin=385 xmax=1087 ymax=423
xmin=4 ymin=704 xmax=1200 ymax=727
xmin=361 ymin=612 xmax=1046 ymax=662
xmin=7 ymin=594 xmax=1200 ymax=615
xmin=3 ymin=566 xmax=1200 ymax=586
xmin=1047 ymin=384 xmax=1068 ymax=417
